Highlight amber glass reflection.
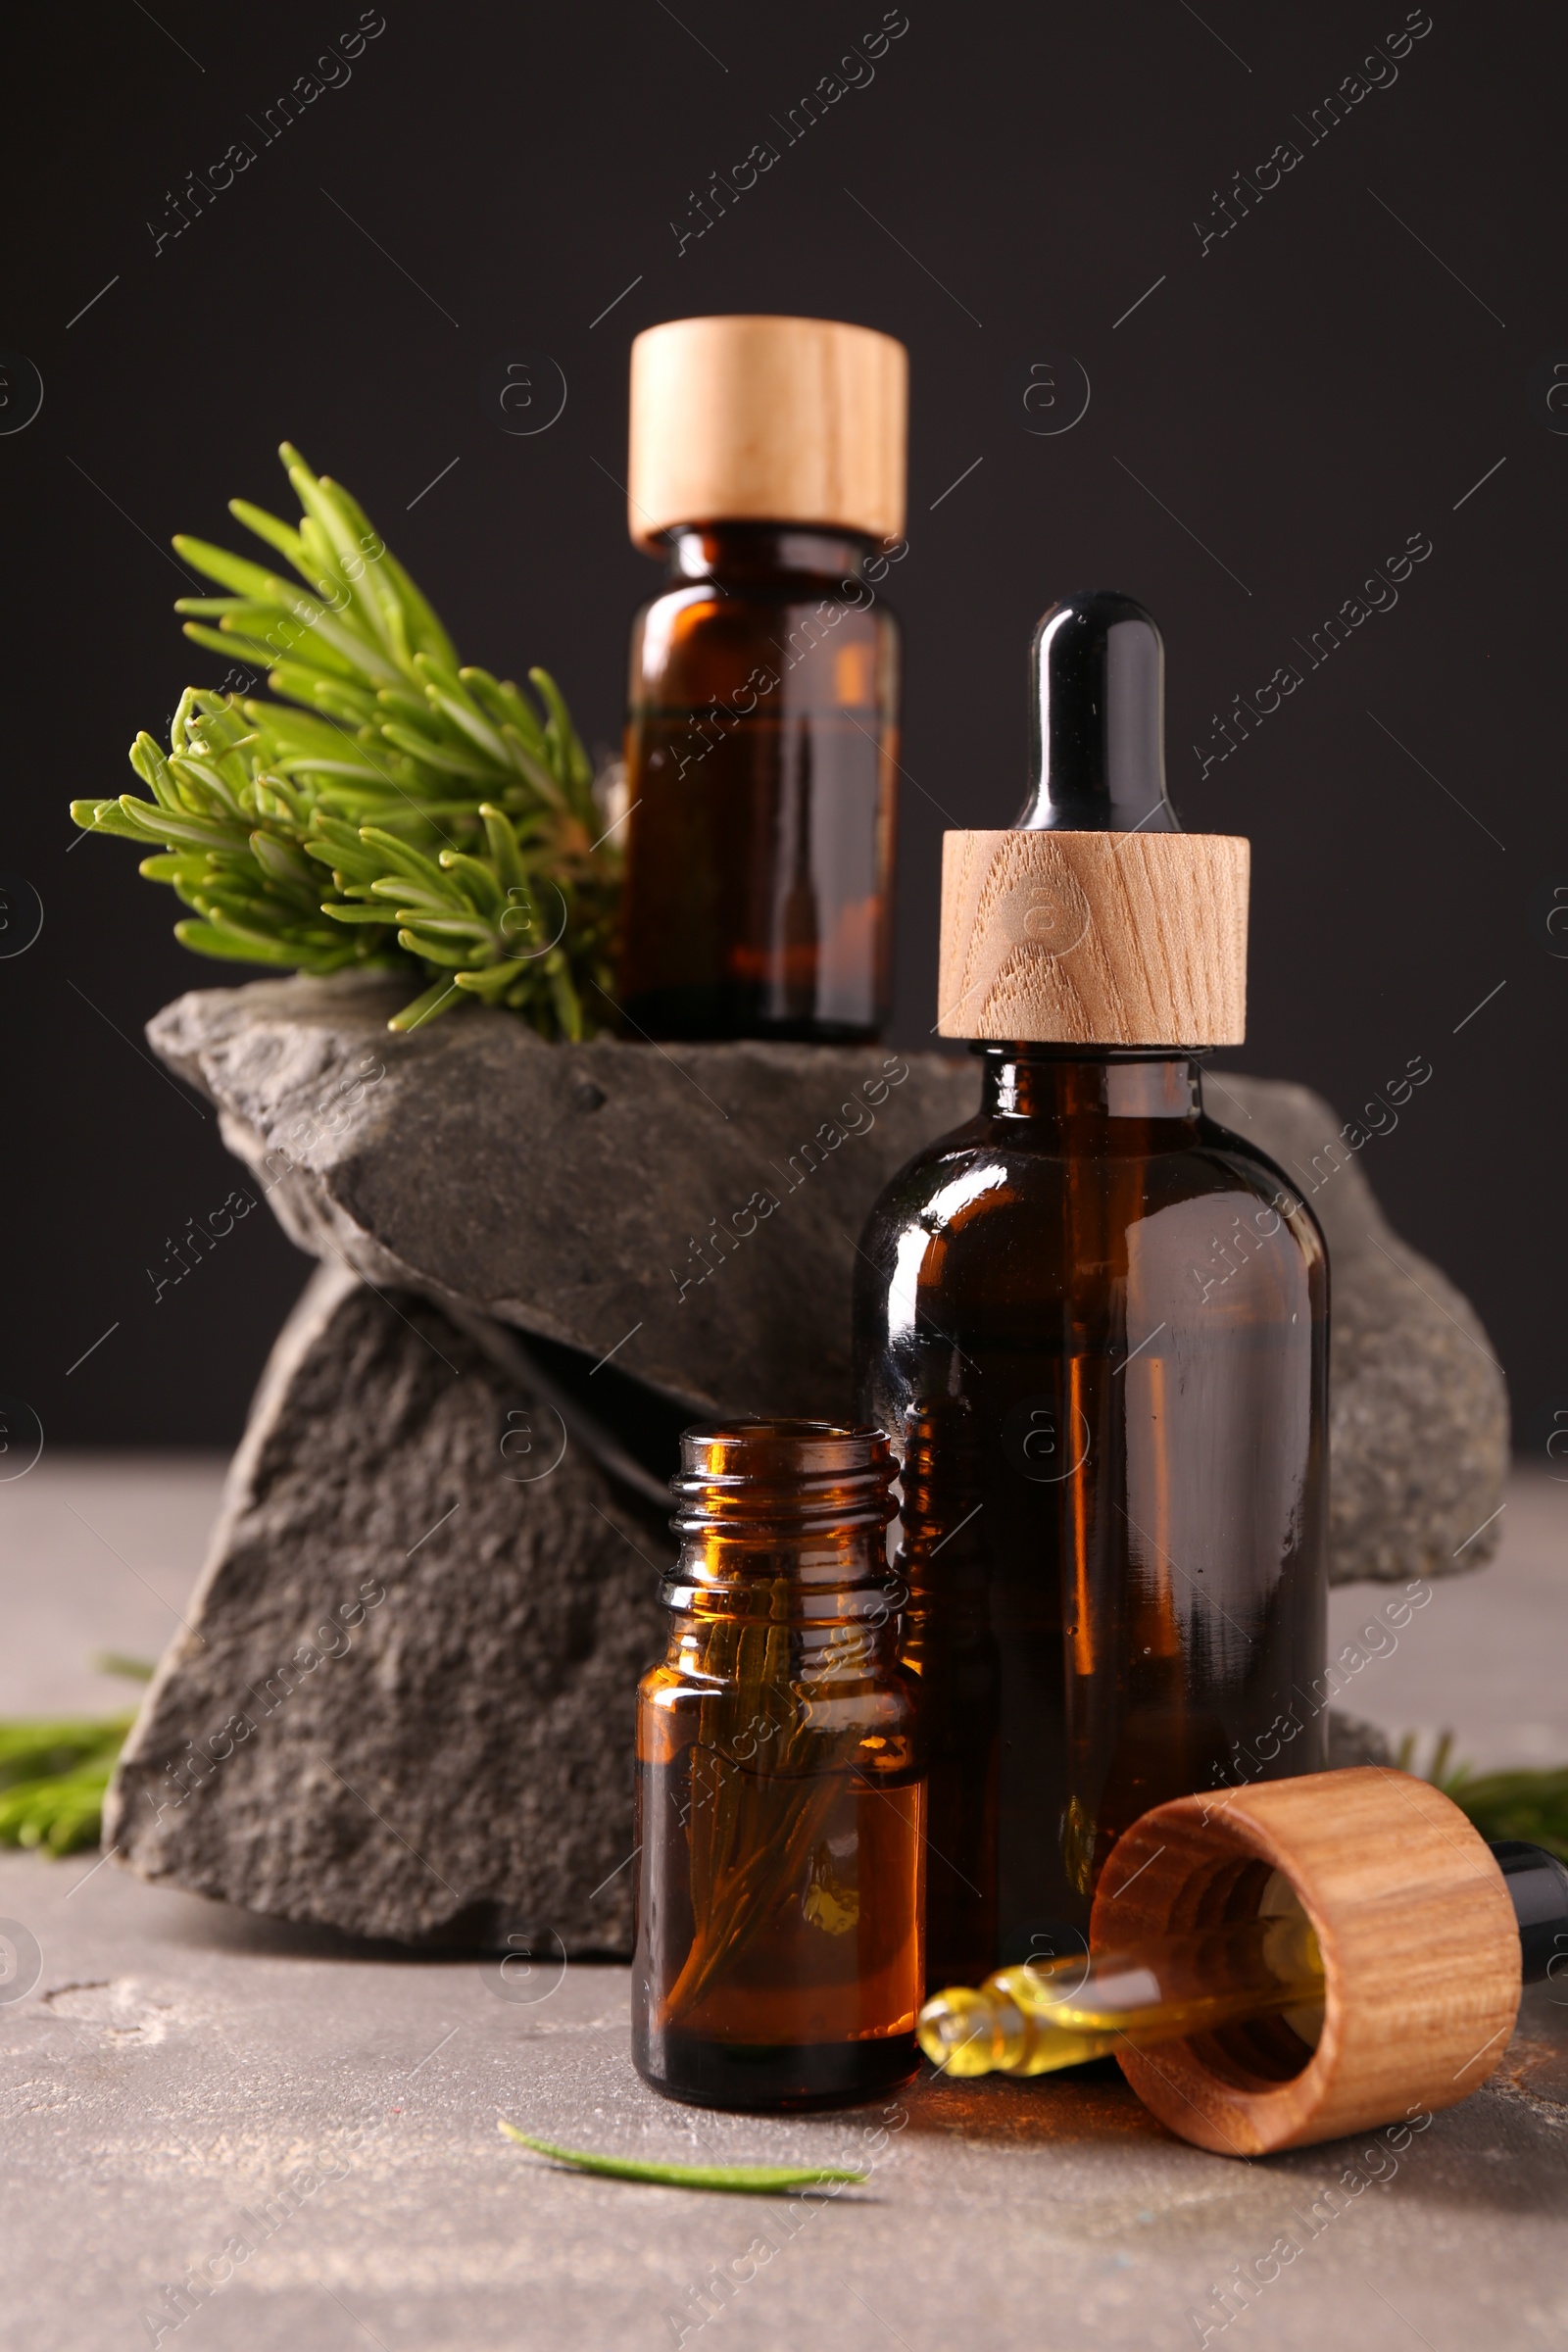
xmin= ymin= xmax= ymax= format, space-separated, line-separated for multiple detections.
xmin=616 ymin=525 xmax=899 ymax=1041
xmin=633 ymin=1420 xmax=924 ymax=2110
xmin=853 ymin=1050 xmax=1328 ymax=1990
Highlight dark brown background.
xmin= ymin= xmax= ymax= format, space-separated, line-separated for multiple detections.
xmin=3 ymin=1 xmax=1560 ymax=1455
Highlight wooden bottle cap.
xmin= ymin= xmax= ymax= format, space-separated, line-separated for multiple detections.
xmin=626 ymin=315 xmax=907 ymax=550
xmin=1092 ymin=1767 xmax=1521 ymax=2156
xmin=937 ymin=827 xmax=1250 ymax=1046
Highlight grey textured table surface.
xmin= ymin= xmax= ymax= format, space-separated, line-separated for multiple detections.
xmin=2 ymin=1457 xmax=1566 ymax=2352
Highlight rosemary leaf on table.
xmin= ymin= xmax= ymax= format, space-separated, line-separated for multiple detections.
xmin=498 ymin=2124 xmax=866 ymax=2194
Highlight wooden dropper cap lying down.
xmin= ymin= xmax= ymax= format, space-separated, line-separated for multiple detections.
xmin=937 ymin=590 xmax=1250 ymax=1046
xmin=917 ymin=1767 xmax=1558 ymax=2155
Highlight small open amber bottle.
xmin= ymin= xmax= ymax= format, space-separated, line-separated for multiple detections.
xmin=615 ymin=316 xmax=906 ymax=1041
xmin=633 ymin=1420 xmax=924 ymax=2110
xmin=853 ymin=593 xmax=1328 ymax=1992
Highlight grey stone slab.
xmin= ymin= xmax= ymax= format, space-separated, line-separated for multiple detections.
xmin=1212 ymin=1073 xmax=1509 ymax=1585
xmin=106 ymin=1263 xmax=671 ymax=1951
xmin=96 ymin=998 xmax=1508 ymax=1946
xmin=145 ymin=978 xmax=1508 ymax=1587
xmin=146 ymin=972 xmax=971 ymax=1427
xmin=87 ymin=1300 xmax=1475 ymax=1951
xmin=1325 ymin=1469 xmax=1568 ymax=1773
xmin=1324 ymin=1711 xmax=1394 ymax=1769
xmin=0 ymin=1845 xmax=1564 ymax=2352
xmin=41 ymin=1331 xmax=1454 ymax=1950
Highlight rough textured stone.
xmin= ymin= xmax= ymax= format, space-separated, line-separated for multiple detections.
xmin=104 ymin=1262 xmax=1406 ymax=1948
xmin=106 ymin=1261 xmax=671 ymax=1950
xmin=1212 ymin=1072 xmax=1509 ymax=1581
xmin=1323 ymin=1709 xmax=1395 ymax=1770
xmin=147 ymin=972 xmax=974 ymax=1424
xmin=148 ymin=975 xmax=1507 ymax=1584
xmin=109 ymin=989 xmax=1504 ymax=1946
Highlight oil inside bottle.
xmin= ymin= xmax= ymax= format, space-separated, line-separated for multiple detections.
xmin=618 ymin=524 xmax=899 ymax=1042
xmin=633 ymin=1420 xmax=925 ymax=2110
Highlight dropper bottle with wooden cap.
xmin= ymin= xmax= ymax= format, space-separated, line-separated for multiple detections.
xmin=853 ymin=591 xmax=1329 ymax=1992
xmin=614 ymin=314 xmax=906 ymax=1041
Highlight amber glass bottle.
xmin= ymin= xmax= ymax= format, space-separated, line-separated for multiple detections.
xmin=853 ymin=593 xmax=1328 ymax=1991
xmin=633 ymin=1420 xmax=925 ymax=2110
xmin=615 ymin=316 xmax=906 ymax=1041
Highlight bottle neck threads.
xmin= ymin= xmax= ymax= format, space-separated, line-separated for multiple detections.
xmin=667 ymin=1421 xmax=898 ymax=1611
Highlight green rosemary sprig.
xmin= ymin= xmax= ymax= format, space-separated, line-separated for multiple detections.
xmin=498 ymin=2124 xmax=865 ymax=2193
xmin=0 ymin=1713 xmax=135 ymax=1855
xmin=1400 ymin=1731 xmax=1568 ymax=1863
xmin=70 ymin=445 xmax=619 ymax=1037
xmin=0 ymin=1657 xmax=153 ymax=1856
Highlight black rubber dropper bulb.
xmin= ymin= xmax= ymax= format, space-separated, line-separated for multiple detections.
xmin=1016 ymin=589 xmax=1181 ymax=833
xmin=1493 ymin=1840 xmax=1568 ymax=1985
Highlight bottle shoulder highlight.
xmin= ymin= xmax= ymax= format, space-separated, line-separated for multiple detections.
xmin=854 ymin=1112 xmax=1330 ymax=1315
xmin=864 ymin=1111 xmax=1321 ymax=1224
